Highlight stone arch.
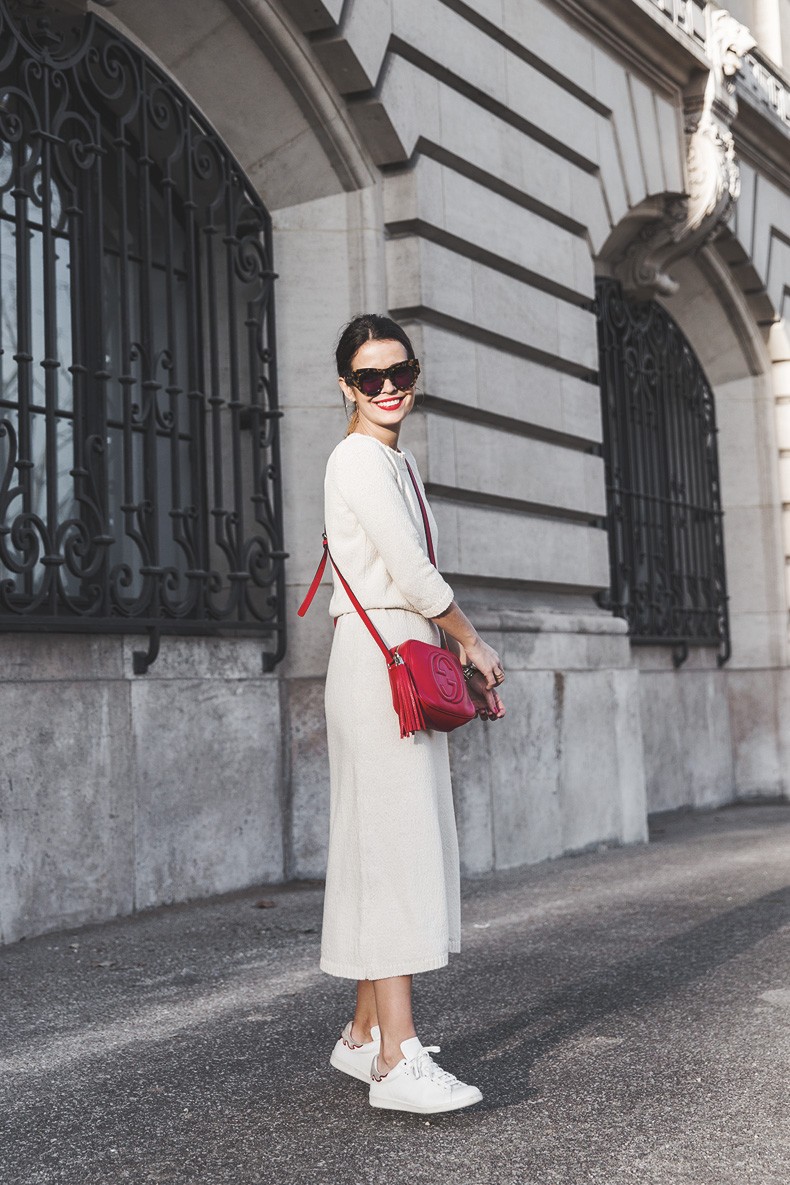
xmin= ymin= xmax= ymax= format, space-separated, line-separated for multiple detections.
xmin=720 ymin=179 xmax=790 ymax=641
xmin=599 ymin=226 xmax=786 ymax=648
xmin=663 ymin=246 xmax=789 ymax=801
xmin=102 ymin=0 xmax=375 ymax=210
xmin=101 ymin=0 xmax=392 ymax=878
xmin=656 ymin=247 xmax=786 ymax=661
xmin=594 ymin=209 xmax=789 ymax=806
xmin=104 ymin=0 xmax=390 ymax=650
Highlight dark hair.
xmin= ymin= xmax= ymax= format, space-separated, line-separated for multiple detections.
xmin=335 ymin=313 xmax=415 ymax=378
xmin=336 ymin=314 xmax=415 ymax=436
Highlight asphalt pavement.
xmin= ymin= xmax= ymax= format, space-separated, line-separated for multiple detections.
xmin=2 ymin=802 xmax=789 ymax=1185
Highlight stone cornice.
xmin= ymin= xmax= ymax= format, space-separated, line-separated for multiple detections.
xmin=468 ymin=608 xmax=630 ymax=637
xmin=554 ymin=0 xmax=790 ymax=159
xmin=548 ymin=0 xmax=709 ymax=90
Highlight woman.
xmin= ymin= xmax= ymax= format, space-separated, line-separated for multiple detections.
xmin=314 ymin=314 xmax=506 ymax=1114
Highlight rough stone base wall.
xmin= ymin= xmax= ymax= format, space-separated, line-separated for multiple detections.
xmin=638 ymin=658 xmax=790 ymax=813
xmin=0 ymin=635 xmax=284 ymax=945
xmin=5 ymin=628 xmax=788 ymax=945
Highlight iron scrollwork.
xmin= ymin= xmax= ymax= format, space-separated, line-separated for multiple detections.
xmin=0 ymin=0 xmax=286 ymax=667
xmin=595 ymin=278 xmax=730 ymax=666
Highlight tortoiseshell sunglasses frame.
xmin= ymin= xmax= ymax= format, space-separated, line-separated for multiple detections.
xmin=344 ymin=358 xmax=421 ymax=397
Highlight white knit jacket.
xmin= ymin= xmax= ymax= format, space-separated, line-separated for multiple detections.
xmin=324 ymin=433 xmax=455 ymax=620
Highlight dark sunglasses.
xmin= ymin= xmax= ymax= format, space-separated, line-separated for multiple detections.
xmin=345 ymin=358 xmax=421 ymax=398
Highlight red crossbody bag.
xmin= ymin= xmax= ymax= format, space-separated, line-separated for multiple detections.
xmin=298 ymin=456 xmax=476 ymax=739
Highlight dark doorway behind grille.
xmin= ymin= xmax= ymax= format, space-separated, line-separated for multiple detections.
xmin=0 ymin=0 xmax=286 ymax=668
xmin=595 ymin=277 xmax=730 ymax=667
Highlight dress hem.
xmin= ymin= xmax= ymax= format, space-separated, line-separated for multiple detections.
xmin=320 ymin=941 xmax=461 ymax=982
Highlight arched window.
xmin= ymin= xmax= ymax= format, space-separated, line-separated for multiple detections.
xmin=595 ymin=277 xmax=730 ymax=667
xmin=0 ymin=0 xmax=285 ymax=670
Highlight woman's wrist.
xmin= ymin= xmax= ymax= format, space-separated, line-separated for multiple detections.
xmin=430 ymin=601 xmax=480 ymax=652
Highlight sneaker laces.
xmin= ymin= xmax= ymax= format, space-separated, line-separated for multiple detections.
xmin=407 ymin=1046 xmax=460 ymax=1089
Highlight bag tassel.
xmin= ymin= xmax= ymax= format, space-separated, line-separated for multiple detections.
xmin=388 ymin=654 xmax=427 ymax=739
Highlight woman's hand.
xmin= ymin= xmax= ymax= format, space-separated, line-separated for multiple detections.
xmin=429 ymin=601 xmax=507 ymax=706
xmin=467 ymin=670 xmax=506 ymax=721
xmin=463 ymin=637 xmax=505 ymax=691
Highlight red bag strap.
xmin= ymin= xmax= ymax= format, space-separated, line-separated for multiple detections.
xmin=298 ymin=534 xmax=394 ymax=665
xmin=297 ymin=541 xmax=328 ymax=617
xmin=403 ymin=457 xmax=436 ymax=566
xmin=298 ymin=451 xmax=443 ymax=663
xmin=403 ymin=455 xmax=449 ymax=651
xmin=324 ymin=539 xmax=395 ymax=665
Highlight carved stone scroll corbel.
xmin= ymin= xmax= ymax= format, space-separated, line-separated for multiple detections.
xmin=611 ymin=9 xmax=755 ymax=301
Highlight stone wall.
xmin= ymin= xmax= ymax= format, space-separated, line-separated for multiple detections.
xmin=0 ymin=635 xmax=283 ymax=945
xmin=276 ymin=0 xmax=790 ymax=824
xmin=274 ymin=0 xmax=657 ymax=877
xmin=2 ymin=0 xmax=789 ymax=943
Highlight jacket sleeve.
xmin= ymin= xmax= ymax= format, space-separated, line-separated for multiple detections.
xmin=333 ymin=441 xmax=455 ymax=618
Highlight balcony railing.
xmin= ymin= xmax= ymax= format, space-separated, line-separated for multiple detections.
xmin=645 ymin=0 xmax=790 ymax=141
xmin=647 ymin=0 xmax=707 ymax=46
xmin=738 ymin=47 xmax=790 ymax=134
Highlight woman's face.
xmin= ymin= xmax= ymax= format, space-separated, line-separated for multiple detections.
xmin=338 ymin=338 xmax=416 ymax=434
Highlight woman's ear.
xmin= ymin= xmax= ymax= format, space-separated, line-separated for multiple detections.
xmin=338 ymin=375 xmax=356 ymax=404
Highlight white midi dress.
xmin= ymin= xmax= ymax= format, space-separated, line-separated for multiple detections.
xmin=319 ymin=433 xmax=462 ymax=981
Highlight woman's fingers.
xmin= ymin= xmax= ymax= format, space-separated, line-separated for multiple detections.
xmin=464 ymin=640 xmax=506 ymax=691
xmin=468 ymin=674 xmax=506 ymax=720
xmin=467 ymin=678 xmax=492 ymax=716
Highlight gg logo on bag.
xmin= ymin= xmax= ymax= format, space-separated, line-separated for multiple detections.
xmin=431 ymin=652 xmax=464 ymax=703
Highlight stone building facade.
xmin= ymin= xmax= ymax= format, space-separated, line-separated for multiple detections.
xmin=1 ymin=0 xmax=788 ymax=944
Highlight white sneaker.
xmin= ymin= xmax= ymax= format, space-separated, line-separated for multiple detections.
xmin=368 ymin=1036 xmax=483 ymax=1114
xmin=329 ymin=1021 xmax=381 ymax=1084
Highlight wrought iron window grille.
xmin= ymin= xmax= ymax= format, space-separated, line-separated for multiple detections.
xmin=595 ymin=277 xmax=730 ymax=668
xmin=0 ymin=0 xmax=287 ymax=672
